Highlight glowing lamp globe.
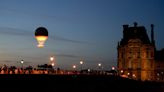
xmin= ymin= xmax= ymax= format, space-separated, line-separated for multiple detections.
xmin=35 ymin=27 xmax=48 ymax=48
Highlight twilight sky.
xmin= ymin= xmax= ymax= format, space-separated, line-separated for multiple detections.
xmin=0 ymin=0 xmax=164 ymax=70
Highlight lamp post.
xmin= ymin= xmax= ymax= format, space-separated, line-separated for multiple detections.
xmin=50 ymin=56 xmax=55 ymax=74
xmin=80 ymin=60 xmax=83 ymax=71
xmin=50 ymin=56 xmax=54 ymax=65
xmin=98 ymin=63 xmax=102 ymax=69
xmin=120 ymin=70 xmax=124 ymax=75
xmin=98 ymin=63 xmax=102 ymax=74
xmin=50 ymin=56 xmax=55 ymax=67
xmin=73 ymin=65 xmax=76 ymax=70
xmin=112 ymin=66 xmax=115 ymax=70
xmin=20 ymin=60 xmax=24 ymax=69
xmin=51 ymin=63 xmax=55 ymax=67
xmin=73 ymin=65 xmax=76 ymax=74
xmin=20 ymin=60 xmax=24 ymax=73
xmin=50 ymin=56 xmax=54 ymax=61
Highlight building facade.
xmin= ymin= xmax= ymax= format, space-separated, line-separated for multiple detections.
xmin=117 ymin=22 xmax=164 ymax=81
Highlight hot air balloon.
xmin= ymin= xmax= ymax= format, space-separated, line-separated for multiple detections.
xmin=35 ymin=27 xmax=48 ymax=48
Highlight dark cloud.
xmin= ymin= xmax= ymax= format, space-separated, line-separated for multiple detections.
xmin=0 ymin=7 xmax=56 ymax=20
xmin=0 ymin=27 xmax=89 ymax=44
xmin=0 ymin=8 xmax=90 ymax=44
xmin=1 ymin=60 xmax=31 ymax=64
xmin=0 ymin=27 xmax=32 ymax=36
xmin=2 ymin=60 xmax=13 ymax=63
xmin=50 ymin=35 xmax=89 ymax=44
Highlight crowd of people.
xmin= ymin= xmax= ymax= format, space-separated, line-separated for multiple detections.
xmin=0 ymin=64 xmax=55 ymax=74
xmin=0 ymin=64 xmax=118 ymax=75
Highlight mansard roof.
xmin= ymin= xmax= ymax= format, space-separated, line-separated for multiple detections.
xmin=120 ymin=25 xmax=151 ymax=46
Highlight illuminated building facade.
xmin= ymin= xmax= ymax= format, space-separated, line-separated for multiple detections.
xmin=117 ymin=22 xmax=164 ymax=81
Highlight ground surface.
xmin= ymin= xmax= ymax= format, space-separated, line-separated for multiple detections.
xmin=0 ymin=74 xmax=163 ymax=92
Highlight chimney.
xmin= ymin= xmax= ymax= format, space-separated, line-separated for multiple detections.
xmin=134 ymin=22 xmax=137 ymax=27
xmin=151 ymin=24 xmax=155 ymax=46
xmin=123 ymin=25 xmax=129 ymax=30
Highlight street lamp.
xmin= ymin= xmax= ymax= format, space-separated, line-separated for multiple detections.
xmin=120 ymin=70 xmax=124 ymax=74
xmin=50 ymin=56 xmax=54 ymax=65
xmin=127 ymin=72 xmax=130 ymax=78
xmin=20 ymin=60 xmax=24 ymax=73
xmin=20 ymin=60 xmax=24 ymax=68
xmin=73 ymin=65 xmax=76 ymax=69
xmin=50 ymin=56 xmax=55 ymax=74
xmin=50 ymin=56 xmax=54 ymax=61
xmin=51 ymin=63 xmax=55 ymax=67
xmin=98 ymin=63 xmax=102 ymax=74
xmin=112 ymin=66 xmax=115 ymax=70
xmin=80 ymin=60 xmax=83 ymax=70
xmin=132 ymin=74 xmax=136 ymax=79
xmin=50 ymin=56 xmax=55 ymax=66
xmin=72 ymin=65 xmax=77 ymax=74
xmin=98 ymin=63 xmax=102 ymax=69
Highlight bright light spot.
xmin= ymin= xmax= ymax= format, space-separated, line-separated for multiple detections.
xmin=35 ymin=36 xmax=48 ymax=48
xmin=21 ymin=60 xmax=24 ymax=64
xmin=50 ymin=56 xmax=54 ymax=61
xmin=80 ymin=61 xmax=83 ymax=64
xmin=157 ymin=73 xmax=160 ymax=76
xmin=132 ymin=74 xmax=136 ymax=77
xmin=88 ymin=69 xmax=90 ymax=72
xmin=112 ymin=66 xmax=115 ymax=70
xmin=98 ymin=63 xmax=101 ymax=67
xmin=73 ymin=65 xmax=76 ymax=69
xmin=120 ymin=70 xmax=123 ymax=73
xmin=51 ymin=63 xmax=55 ymax=66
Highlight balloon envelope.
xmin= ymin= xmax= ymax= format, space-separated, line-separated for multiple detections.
xmin=35 ymin=27 xmax=48 ymax=48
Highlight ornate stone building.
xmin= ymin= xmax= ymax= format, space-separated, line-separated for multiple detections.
xmin=117 ymin=22 xmax=164 ymax=81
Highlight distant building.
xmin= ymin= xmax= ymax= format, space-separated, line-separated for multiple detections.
xmin=117 ymin=22 xmax=164 ymax=81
